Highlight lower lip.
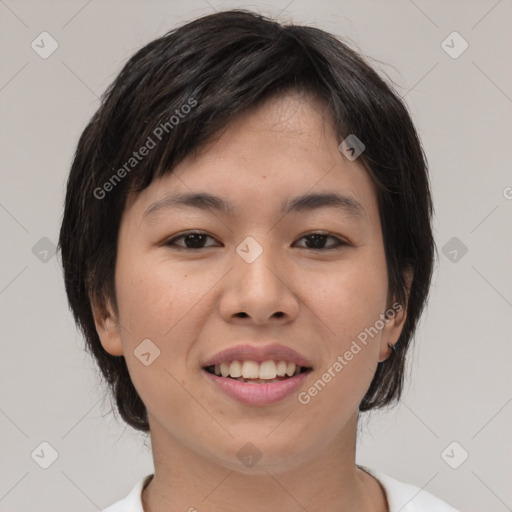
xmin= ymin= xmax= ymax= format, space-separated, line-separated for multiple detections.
xmin=202 ymin=369 xmax=311 ymax=405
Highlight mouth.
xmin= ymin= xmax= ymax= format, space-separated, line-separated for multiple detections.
xmin=202 ymin=359 xmax=313 ymax=405
xmin=203 ymin=360 xmax=313 ymax=384
xmin=201 ymin=344 xmax=314 ymax=405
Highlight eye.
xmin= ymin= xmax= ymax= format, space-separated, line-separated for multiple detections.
xmin=164 ymin=231 xmax=347 ymax=251
xmin=294 ymin=232 xmax=347 ymax=250
xmin=165 ymin=231 xmax=219 ymax=249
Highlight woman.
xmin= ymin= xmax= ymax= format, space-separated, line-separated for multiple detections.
xmin=58 ymin=9 xmax=459 ymax=511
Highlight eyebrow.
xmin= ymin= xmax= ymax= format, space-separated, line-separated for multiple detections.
xmin=143 ymin=191 xmax=365 ymax=220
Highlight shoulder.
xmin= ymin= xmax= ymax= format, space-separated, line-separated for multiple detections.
xmin=102 ymin=474 xmax=153 ymax=512
xmin=361 ymin=466 xmax=460 ymax=512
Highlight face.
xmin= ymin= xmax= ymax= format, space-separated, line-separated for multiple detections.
xmin=93 ymin=91 xmax=407 ymax=473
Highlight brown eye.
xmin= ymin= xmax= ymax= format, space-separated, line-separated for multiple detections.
xmin=165 ymin=231 xmax=219 ymax=249
xmin=165 ymin=231 xmax=347 ymax=251
xmin=294 ymin=233 xmax=347 ymax=250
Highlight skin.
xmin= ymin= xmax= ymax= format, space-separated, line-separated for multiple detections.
xmin=92 ymin=90 xmax=410 ymax=512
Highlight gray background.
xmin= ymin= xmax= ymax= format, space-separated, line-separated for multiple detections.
xmin=1 ymin=0 xmax=511 ymax=511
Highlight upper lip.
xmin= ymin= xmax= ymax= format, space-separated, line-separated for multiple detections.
xmin=202 ymin=343 xmax=314 ymax=369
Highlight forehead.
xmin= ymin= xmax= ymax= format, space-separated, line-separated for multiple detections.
xmin=196 ymin=91 xmax=338 ymax=163
xmin=124 ymin=91 xmax=378 ymax=223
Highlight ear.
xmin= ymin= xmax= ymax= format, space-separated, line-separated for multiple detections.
xmin=378 ymin=268 xmax=413 ymax=362
xmin=90 ymin=295 xmax=124 ymax=357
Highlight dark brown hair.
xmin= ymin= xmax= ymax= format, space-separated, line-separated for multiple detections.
xmin=58 ymin=9 xmax=435 ymax=432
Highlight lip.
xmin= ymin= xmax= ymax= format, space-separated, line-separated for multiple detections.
xmin=202 ymin=343 xmax=314 ymax=368
xmin=202 ymin=368 xmax=312 ymax=405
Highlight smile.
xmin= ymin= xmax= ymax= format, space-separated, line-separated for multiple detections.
xmin=202 ymin=360 xmax=313 ymax=405
xmin=204 ymin=359 xmax=310 ymax=383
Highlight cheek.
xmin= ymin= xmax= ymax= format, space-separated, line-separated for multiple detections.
xmin=305 ymin=249 xmax=388 ymax=401
xmin=113 ymin=254 xmax=203 ymax=417
xmin=320 ymin=250 xmax=388 ymax=341
xmin=113 ymin=248 xmax=220 ymax=384
xmin=114 ymin=250 xmax=200 ymax=339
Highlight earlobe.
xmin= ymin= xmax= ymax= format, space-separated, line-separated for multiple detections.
xmin=378 ymin=304 xmax=406 ymax=362
xmin=90 ymin=296 xmax=124 ymax=357
xmin=379 ymin=268 xmax=413 ymax=362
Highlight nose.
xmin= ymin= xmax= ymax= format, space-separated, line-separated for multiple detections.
xmin=218 ymin=238 xmax=300 ymax=326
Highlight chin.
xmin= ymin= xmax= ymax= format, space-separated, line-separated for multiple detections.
xmin=206 ymin=436 xmax=314 ymax=475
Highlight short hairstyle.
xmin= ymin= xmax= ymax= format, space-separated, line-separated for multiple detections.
xmin=58 ymin=9 xmax=435 ymax=433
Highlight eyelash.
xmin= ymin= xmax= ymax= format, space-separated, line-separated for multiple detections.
xmin=164 ymin=230 xmax=348 ymax=251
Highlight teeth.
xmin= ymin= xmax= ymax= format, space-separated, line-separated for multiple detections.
xmin=259 ymin=360 xmax=277 ymax=379
xmin=276 ymin=360 xmax=288 ymax=377
xmin=229 ymin=360 xmax=242 ymax=378
xmin=211 ymin=360 xmax=305 ymax=380
xmin=286 ymin=362 xmax=296 ymax=377
xmin=242 ymin=360 xmax=259 ymax=379
xmin=220 ymin=362 xmax=230 ymax=377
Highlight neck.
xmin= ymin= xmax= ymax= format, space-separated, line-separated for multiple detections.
xmin=141 ymin=413 xmax=388 ymax=512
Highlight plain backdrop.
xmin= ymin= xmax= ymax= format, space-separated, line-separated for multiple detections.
xmin=1 ymin=1 xmax=511 ymax=511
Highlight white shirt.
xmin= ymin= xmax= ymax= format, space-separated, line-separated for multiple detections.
xmin=102 ymin=467 xmax=459 ymax=511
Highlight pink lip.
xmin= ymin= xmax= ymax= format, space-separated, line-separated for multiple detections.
xmin=202 ymin=343 xmax=313 ymax=368
xmin=202 ymin=369 xmax=311 ymax=405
